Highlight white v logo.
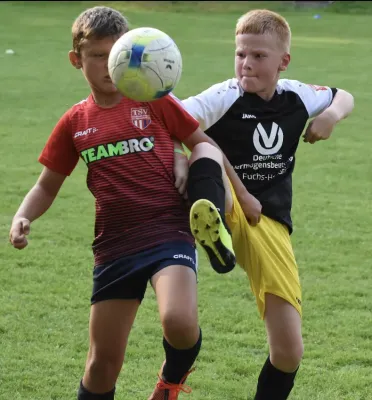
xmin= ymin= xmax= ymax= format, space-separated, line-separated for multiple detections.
xmin=256 ymin=123 xmax=279 ymax=147
xmin=253 ymin=123 xmax=284 ymax=155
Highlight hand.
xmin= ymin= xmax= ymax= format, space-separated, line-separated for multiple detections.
xmin=9 ymin=217 xmax=31 ymax=249
xmin=303 ymin=108 xmax=338 ymax=144
xmin=174 ymin=153 xmax=189 ymax=199
xmin=238 ymin=191 xmax=262 ymax=226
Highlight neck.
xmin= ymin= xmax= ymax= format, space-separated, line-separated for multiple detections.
xmin=257 ymin=74 xmax=280 ymax=101
xmin=91 ymin=90 xmax=123 ymax=108
xmin=255 ymin=87 xmax=277 ymax=102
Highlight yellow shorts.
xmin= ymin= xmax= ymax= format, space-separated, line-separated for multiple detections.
xmin=225 ymin=184 xmax=302 ymax=319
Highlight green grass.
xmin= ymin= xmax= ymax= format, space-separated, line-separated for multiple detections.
xmin=1 ymin=1 xmax=371 ymax=399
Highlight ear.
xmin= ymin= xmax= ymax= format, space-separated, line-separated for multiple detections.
xmin=69 ymin=50 xmax=82 ymax=69
xmin=279 ymin=52 xmax=291 ymax=72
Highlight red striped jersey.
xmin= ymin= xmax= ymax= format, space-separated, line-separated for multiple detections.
xmin=39 ymin=94 xmax=199 ymax=265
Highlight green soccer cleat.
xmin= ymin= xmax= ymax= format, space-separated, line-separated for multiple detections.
xmin=190 ymin=199 xmax=236 ymax=274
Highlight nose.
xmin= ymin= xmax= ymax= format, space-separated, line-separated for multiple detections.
xmin=242 ymin=56 xmax=252 ymax=70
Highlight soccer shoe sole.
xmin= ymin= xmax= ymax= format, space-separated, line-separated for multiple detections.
xmin=190 ymin=199 xmax=236 ymax=274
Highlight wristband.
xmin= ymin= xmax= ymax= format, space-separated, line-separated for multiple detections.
xmin=174 ymin=148 xmax=187 ymax=156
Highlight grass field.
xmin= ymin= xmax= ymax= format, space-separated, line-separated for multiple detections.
xmin=1 ymin=1 xmax=371 ymax=399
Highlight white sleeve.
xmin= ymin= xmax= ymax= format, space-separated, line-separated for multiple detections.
xmin=179 ymin=79 xmax=240 ymax=131
xmin=278 ymin=79 xmax=337 ymax=118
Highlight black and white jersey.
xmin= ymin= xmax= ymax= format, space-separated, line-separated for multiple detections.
xmin=182 ymin=78 xmax=337 ymax=232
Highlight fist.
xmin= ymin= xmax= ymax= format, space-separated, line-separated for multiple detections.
xmin=238 ymin=191 xmax=262 ymax=226
xmin=303 ymin=109 xmax=338 ymax=144
xmin=9 ymin=217 xmax=31 ymax=250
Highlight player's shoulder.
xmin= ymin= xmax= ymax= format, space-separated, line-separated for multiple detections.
xmin=277 ymin=78 xmax=335 ymax=118
xmin=277 ymin=78 xmax=308 ymax=94
xmin=58 ymin=96 xmax=94 ymax=125
xmin=182 ymin=78 xmax=241 ymax=116
xmin=202 ymin=77 xmax=240 ymax=93
xmin=277 ymin=78 xmax=331 ymax=96
xmin=277 ymin=78 xmax=320 ymax=104
xmin=70 ymin=96 xmax=90 ymax=114
xmin=148 ymin=93 xmax=182 ymax=116
xmin=180 ymin=78 xmax=241 ymax=130
xmin=193 ymin=77 xmax=241 ymax=101
xmin=154 ymin=92 xmax=180 ymax=106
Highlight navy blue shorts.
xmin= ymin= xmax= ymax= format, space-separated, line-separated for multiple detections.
xmin=91 ymin=240 xmax=198 ymax=304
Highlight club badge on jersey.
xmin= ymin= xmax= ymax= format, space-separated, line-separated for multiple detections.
xmin=131 ymin=107 xmax=152 ymax=130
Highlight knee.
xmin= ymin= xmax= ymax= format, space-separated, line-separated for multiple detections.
xmin=189 ymin=142 xmax=223 ymax=165
xmin=162 ymin=311 xmax=199 ymax=348
xmin=85 ymin=350 xmax=123 ymax=384
xmin=270 ymin=342 xmax=304 ymax=372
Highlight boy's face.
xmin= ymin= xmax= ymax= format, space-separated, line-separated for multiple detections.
xmin=69 ymin=35 xmax=122 ymax=95
xmin=235 ymin=33 xmax=290 ymax=98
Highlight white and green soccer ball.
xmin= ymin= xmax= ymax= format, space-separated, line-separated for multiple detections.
xmin=108 ymin=27 xmax=182 ymax=102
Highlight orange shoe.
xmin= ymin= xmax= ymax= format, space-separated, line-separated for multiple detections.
xmin=148 ymin=362 xmax=195 ymax=400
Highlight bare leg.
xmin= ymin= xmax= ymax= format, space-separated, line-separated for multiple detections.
xmin=82 ymin=299 xmax=140 ymax=393
xmin=254 ymin=294 xmax=303 ymax=400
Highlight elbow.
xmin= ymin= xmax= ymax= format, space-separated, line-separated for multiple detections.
xmin=340 ymin=89 xmax=354 ymax=109
xmin=335 ymin=89 xmax=355 ymax=119
xmin=346 ymin=91 xmax=355 ymax=117
xmin=349 ymin=92 xmax=355 ymax=112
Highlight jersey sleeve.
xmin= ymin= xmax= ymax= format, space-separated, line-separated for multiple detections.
xmin=155 ymin=94 xmax=200 ymax=141
xmin=279 ymin=79 xmax=338 ymax=118
xmin=181 ymin=79 xmax=240 ymax=131
xmin=38 ymin=110 xmax=79 ymax=176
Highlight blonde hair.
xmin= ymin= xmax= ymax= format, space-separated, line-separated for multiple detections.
xmin=236 ymin=9 xmax=291 ymax=52
xmin=72 ymin=6 xmax=129 ymax=54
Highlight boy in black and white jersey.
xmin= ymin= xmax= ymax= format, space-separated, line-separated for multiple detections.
xmin=183 ymin=9 xmax=354 ymax=400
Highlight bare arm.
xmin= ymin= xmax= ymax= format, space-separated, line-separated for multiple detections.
xmin=172 ymin=137 xmax=188 ymax=197
xmin=10 ymin=167 xmax=67 ymax=249
xmin=327 ymin=89 xmax=354 ymax=121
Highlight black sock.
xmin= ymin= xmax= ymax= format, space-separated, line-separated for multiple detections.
xmin=162 ymin=328 xmax=202 ymax=383
xmin=78 ymin=381 xmax=115 ymax=400
xmin=254 ymin=357 xmax=299 ymax=400
xmin=187 ymin=158 xmax=226 ymax=219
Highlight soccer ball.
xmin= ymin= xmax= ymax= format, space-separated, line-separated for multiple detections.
xmin=108 ymin=27 xmax=182 ymax=102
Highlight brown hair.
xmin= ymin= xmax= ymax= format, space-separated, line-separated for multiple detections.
xmin=72 ymin=6 xmax=129 ymax=54
xmin=236 ymin=9 xmax=291 ymax=52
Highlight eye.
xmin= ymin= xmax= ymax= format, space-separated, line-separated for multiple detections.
xmin=94 ymin=53 xmax=105 ymax=58
xmin=236 ymin=52 xmax=244 ymax=58
xmin=255 ymin=53 xmax=266 ymax=59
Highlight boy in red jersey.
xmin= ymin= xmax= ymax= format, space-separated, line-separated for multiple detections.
xmin=8 ymin=6 xmax=236 ymax=400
